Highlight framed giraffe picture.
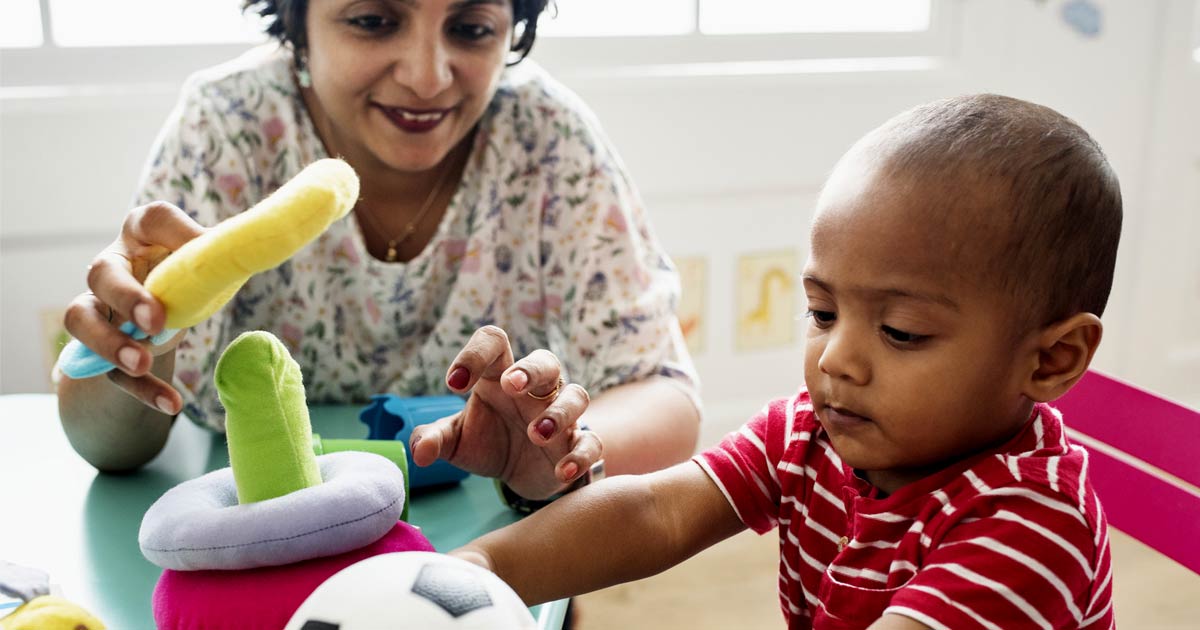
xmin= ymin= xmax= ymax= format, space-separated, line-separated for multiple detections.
xmin=735 ymin=249 xmax=798 ymax=352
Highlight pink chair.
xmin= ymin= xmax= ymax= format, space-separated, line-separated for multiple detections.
xmin=1053 ymin=370 xmax=1200 ymax=574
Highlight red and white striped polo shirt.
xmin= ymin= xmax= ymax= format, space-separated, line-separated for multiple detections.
xmin=695 ymin=389 xmax=1113 ymax=630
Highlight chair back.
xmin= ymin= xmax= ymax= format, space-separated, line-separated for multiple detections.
xmin=1054 ymin=370 xmax=1200 ymax=574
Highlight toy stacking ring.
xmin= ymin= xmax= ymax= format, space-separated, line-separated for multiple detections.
xmin=138 ymin=331 xmax=407 ymax=572
xmin=526 ymin=376 xmax=564 ymax=400
xmin=139 ymin=451 xmax=405 ymax=571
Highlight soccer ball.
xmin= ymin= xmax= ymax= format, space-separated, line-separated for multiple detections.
xmin=283 ymin=552 xmax=536 ymax=630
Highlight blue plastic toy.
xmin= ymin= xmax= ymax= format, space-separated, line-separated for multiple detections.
xmin=359 ymin=395 xmax=471 ymax=489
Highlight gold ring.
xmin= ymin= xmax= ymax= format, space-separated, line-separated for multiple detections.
xmin=526 ymin=376 xmax=564 ymax=401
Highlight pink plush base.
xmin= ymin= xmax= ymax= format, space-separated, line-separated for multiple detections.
xmin=153 ymin=521 xmax=434 ymax=630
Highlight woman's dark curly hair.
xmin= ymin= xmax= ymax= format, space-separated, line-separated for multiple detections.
xmin=243 ymin=0 xmax=551 ymax=68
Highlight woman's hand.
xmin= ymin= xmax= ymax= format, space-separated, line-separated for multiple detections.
xmin=409 ymin=325 xmax=604 ymax=500
xmin=62 ymin=201 xmax=205 ymax=414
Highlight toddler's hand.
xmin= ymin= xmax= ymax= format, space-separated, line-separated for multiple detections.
xmin=448 ymin=548 xmax=495 ymax=573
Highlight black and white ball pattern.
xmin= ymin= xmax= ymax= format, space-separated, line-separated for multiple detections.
xmin=285 ymin=552 xmax=536 ymax=630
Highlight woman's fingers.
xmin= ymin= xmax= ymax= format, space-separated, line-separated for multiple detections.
xmin=556 ymin=427 xmax=604 ymax=484
xmin=87 ymin=248 xmax=159 ymax=334
xmin=106 ymin=362 xmax=181 ymax=415
xmin=69 ymin=201 xmax=206 ymax=379
xmin=409 ymin=412 xmax=464 ymax=468
xmin=445 ymin=325 xmax=515 ymax=392
xmin=526 ymin=383 xmax=590 ymax=445
xmin=438 ymin=325 xmax=600 ymax=492
xmin=503 ymin=348 xmax=563 ymax=397
xmin=122 ymin=202 xmax=207 ymax=329
xmin=86 ymin=202 xmax=206 ymax=337
xmin=63 ymin=290 xmax=152 ymax=376
xmin=124 ymin=201 xmax=207 ymax=253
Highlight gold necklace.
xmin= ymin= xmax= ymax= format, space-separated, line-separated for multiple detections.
xmin=358 ymin=162 xmax=455 ymax=262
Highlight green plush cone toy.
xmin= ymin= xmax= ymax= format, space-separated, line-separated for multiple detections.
xmin=216 ymin=330 xmax=323 ymax=503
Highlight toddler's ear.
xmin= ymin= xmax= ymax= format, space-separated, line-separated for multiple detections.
xmin=1023 ymin=312 xmax=1103 ymax=402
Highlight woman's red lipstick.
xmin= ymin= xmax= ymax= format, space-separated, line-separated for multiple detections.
xmin=378 ymin=105 xmax=450 ymax=133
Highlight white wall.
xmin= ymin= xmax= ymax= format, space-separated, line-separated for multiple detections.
xmin=2 ymin=1 xmax=1197 ymax=443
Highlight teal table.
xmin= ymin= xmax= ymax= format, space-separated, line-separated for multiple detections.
xmin=0 ymin=394 xmax=566 ymax=629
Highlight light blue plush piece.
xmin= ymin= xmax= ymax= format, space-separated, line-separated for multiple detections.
xmin=57 ymin=321 xmax=180 ymax=379
xmin=138 ymin=451 xmax=405 ymax=571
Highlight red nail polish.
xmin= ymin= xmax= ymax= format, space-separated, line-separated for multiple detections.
xmin=536 ymin=418 xmax=555 ymax=440
xmin=447 ymin=366 xmax=470 ymax=390
xmin=562 ymin=463 xmax=579 ymax=479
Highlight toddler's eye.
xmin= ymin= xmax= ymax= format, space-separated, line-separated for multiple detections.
xmin=805 ymin=310 xmax=836 ymax=327
xmin=882 ymin=325 xmax=928 ymax=345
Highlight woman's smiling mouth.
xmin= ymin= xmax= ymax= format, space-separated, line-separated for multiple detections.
xmin=377 ymin=105 xmax=452 ymax=133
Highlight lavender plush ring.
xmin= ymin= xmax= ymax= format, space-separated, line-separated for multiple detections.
xmin=138 ymin=451 xmax=405 ymax=571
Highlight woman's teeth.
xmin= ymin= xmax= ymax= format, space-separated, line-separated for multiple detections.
xmin=397 ymin=110 xmax=444 ymax=122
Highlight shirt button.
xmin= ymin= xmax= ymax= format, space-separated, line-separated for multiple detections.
xmin=838 ymin=536 xmax=849 ymax=552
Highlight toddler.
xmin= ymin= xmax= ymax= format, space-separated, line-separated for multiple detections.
xmin=453 ymin=94 xmax=1122 ymax=630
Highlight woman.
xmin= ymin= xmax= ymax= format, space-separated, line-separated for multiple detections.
xmin=57 ymin=0 xmax=700 ymax=504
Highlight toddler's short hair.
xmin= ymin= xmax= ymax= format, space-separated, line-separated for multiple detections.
xmin=866 ymin=94 xmax=1123 ymax=330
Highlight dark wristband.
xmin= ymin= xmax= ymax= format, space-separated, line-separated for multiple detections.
xmin=495 ymin=458 xmax=606 ymax=514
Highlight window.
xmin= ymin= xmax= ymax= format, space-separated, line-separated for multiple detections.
xmin=0 ymin=0 xmax=43 ymax=48
xmin=539 ymin=0 xmax=695 ymax=37
xmin=541 ymin=0 xmax=931 ymax=37
xmin=536 ymin=0 xmax=946 ymax=76
xmin=0 ymin=0 xmax=266 ymax=90
xmin=1 ymin=0 xmax=945 ymax=90
xmin=48 ymin=0 xmax=263 ymax=47
xmin=6 ymin=0 xmax=935 ymax=46
xmin=701 ymin=0 xmax=930 ymax=35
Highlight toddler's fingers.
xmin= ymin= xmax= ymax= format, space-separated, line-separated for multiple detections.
xmin=526 ymin=383 xmax=590 ymax=445
xmin=106 ymin=367 xmax=181 ymax=415
xmin=504 ymin=349 xmax=562 ymax=397
xmin=556 ymin=428 xmax=604 ymax=484
xmin=445 ymin=325 xmax=515 ymax=392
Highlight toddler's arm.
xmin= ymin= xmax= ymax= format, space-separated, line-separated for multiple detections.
xmin=451 ymin=460 xmax=744 ymax=605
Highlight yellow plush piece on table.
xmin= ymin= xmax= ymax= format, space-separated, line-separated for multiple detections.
xmin=145 ymin=158 xmax=359 ymax=329
xmin=0 ymin=595 xmax=106 ymax=630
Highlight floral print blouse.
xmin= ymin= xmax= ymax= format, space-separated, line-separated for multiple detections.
xmin=134 ymin=46 xmax=699 ymax=431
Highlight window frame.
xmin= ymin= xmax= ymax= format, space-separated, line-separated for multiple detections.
xmin=534 ymin=0 xmax=953 ymax=77
xmin=1 ymin=0 xmax=953 ymax=92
